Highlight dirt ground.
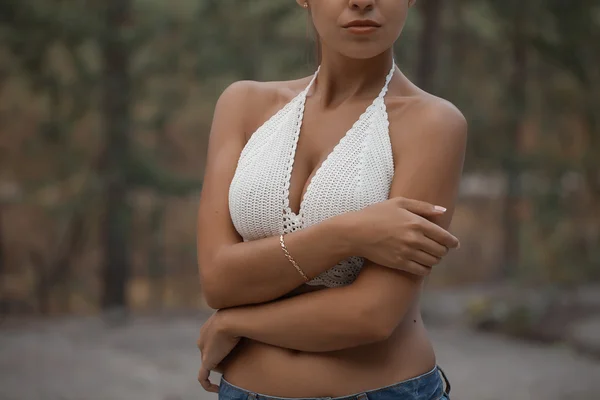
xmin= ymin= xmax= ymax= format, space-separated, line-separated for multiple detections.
xmin=1 ymin=313 xmax=598 ymax=400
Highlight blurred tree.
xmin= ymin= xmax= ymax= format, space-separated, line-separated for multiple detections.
xmin=0 ymin=0 xmax=598 ymax=315
xmin=0 ymin=0 xmax=202 ymax=314
xmin=416 ymin=0 xmax=443 ymax=91
xmin=0 ymin=207 xmax=4 ymax=277
xmin=488 ymin=1 xmax=530 ymax=278
xmin=527 ymin=0 xmax=600 ymax=282
xmin=99 ymin=0 xmax=133 ymax=312
xmin=31 ymin=213 xmax=85 ymax=313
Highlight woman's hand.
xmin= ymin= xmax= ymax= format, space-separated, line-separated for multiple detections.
xmin=348 ymin=197 xmax=460 ymax=276
xmin=197 ymin=310 xmax=240 ymax=393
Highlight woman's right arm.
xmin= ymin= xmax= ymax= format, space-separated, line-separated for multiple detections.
xmin=197 ymin=81 xmax=352 ymax=309
xmin=197 ymin=81 xmax=459 ymax=309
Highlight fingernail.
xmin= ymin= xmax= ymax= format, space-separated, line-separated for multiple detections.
xmin=457 ymin=241 xmax=461 ymax=249
xmin=434 ymin=205 xmax=446 ymax=212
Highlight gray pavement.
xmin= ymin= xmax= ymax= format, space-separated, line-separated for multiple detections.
xmin=0 ymin=313 xmax=598 ymax=400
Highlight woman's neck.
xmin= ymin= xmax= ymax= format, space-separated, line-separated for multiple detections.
xmin=313 ymin=47 xmax=395 ymax=108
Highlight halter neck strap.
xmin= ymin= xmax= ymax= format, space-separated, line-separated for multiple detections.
xmin=378 ymin=62 xmax=396 ymax=99
xmin=302 ymin=65 xmax=320 ymax=95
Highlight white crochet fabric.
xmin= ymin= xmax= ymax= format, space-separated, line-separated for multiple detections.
xmin=228 ymin=63 xmax=395 ymax=287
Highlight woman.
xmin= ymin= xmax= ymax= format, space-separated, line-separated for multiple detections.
xmin=196 ymin=0 xmax=467 ymax=399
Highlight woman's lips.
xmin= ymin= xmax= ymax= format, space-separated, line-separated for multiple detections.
xmin=343 ymin=20 xmax=381 ymax=35
xmin=345 ymin=25 xmax=379 ymax=34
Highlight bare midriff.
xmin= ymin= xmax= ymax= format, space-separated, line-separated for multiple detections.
xmin=218 ymin=285 xmax=436 ymax=398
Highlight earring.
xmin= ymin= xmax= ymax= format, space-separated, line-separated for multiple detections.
xmin=303 ymin=2 xmax=309 ymax=8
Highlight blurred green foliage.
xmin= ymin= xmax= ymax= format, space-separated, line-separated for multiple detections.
xmin=0 ymin=0 xmax=598 ymax=314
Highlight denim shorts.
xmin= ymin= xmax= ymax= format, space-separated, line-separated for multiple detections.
xmin=219 ymin=365 xmax=451 ymax=400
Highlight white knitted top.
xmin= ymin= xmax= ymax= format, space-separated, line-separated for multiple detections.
xmin=228 ymin=63 xmax=396 ymax=287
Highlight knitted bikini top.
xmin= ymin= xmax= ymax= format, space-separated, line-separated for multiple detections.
xmin=228 ymin=63 xmax=396 ymax=287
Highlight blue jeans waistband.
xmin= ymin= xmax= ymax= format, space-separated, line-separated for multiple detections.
xmin=219 ymin=365 xmax=451 ymax=400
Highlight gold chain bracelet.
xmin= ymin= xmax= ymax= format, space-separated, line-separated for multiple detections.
xmin=279 ymin=234 xmax=310 ymax=282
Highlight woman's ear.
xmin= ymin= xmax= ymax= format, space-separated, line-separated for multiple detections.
xmin=296 ymin=0 xmax=309 ymax=8
xmin=408 ymin=0 xmax=417 ymax=7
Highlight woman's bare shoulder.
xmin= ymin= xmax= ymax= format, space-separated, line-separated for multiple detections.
xmin=215 ymin=75 xmax=314 ymax=137
xmin=386 ymin=91 xmax=467 ymax=147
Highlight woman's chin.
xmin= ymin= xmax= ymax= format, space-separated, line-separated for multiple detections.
xmin=337 ymin=46 xmax=392 ymax=61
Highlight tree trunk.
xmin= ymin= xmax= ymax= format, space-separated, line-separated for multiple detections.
xmin=417 ymin=0 xmax=444 ymax=91
xmin=32 ymin=215 xmax=84 ymax=314
xmin=148 ymin=201 xmax=166 ymax=309
xmin=100 ymin=0 xmax=132 ymax=311
xmin=0 ymin=206 xmax=4 ymax=278
xmin=501 ymin=5 xmax=528 ymax=278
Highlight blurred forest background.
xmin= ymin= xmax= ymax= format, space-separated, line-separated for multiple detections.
xmin=0 ymin=0 xmax=598 ymax=320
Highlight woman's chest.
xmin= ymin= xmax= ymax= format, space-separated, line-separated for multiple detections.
xmin=228 ymin=109 xmax=394 ymax=241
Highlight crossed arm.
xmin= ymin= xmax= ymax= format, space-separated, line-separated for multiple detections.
xmin=197 ymin=82 xmax=467 ymax=353
xmin=197 ymin=81 xmax=375 ymax=310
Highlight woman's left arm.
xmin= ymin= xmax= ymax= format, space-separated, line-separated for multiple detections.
xmin=199 ymin=100 xmax=467 ymax=362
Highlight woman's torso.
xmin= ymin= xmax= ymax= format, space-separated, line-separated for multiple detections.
xmin=228 ymin=65 xmax=397 ymax=287
xmin=222 ymin=68 xmax=436 ymax=397
xmin=221 ymin=294 xmax=435 ymax=397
